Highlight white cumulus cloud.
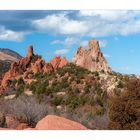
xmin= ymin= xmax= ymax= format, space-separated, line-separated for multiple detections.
xmin=104 ymin=54 xmax=112 ymax=58
xmin=99 ymin=40 xmax=108 ymax=48
xmin=32 ymin=14 xmax=90 ymax=36
xmin=31 ymin=10 xmax=140 ymax=39
xmin=51 ymin=37 xmax=79 ymax=47
xmin=79 ymin=10 xmax=140 ymax=21
xmin=0 ymin=26 xmax=25 ymax=42
xmin=54 ymin=49 xmax=69 ymax=55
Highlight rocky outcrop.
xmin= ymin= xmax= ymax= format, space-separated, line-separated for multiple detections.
xmin=1 ymin=56 xmax=32 ymax=88
xmin=72 ymin=39 xmax=111 ymax=73
xmin=43 ymin=63 xmax=54 ymax=73
xmin=31 ymin=58 xmax=45 ymax=73
xmin=26 ymin=45 xmax=34 ymax=59
xmin=50 ymin=56 xmax=69 ymax=69
xmin=35 ymin=115 xmax=87 ymax=130
xmin=0 ymin=45 xmax=69 ymax=93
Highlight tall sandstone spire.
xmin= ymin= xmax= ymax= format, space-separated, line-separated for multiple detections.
xmin=26 ymin=45 xmax=34 ymax=58
xmin=72 ymin=39 xmax=112 ymax=73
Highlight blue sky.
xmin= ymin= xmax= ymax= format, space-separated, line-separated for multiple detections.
xmin=0 ymin=10 xmax=140 ymax=75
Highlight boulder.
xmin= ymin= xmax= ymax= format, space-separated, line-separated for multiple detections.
xmin=16 ymin=123 xmax=29 ymax=130
xmin=35 ymin=115 xmax=87 ymax=130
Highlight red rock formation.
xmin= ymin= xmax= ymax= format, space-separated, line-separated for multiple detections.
xmin=26 ymin=45 xmax=34 ymax=58
xmin=0 ymin=45 xmax=69 ymax=93
xmin=43 ymin=63 xmax=54 ymax=73
xmin=72 ymin=39 xmax=112 ymax=73
xmin=50 ymin=56 xmax=69 ymax=69
xmin=35 ymin=115 xmax=87 ymax=130
xmin=59 ymin=57 xmax=69 ymax=68
xmin=16 ymin=123 xmax=29 ymax=130
xmin=50 ymin=56 xmax=61 ymax=69
xmin=31 ymin=58 xmax=45 ymax=73
xmin=1 ymin=46 xmax=34 ymax=88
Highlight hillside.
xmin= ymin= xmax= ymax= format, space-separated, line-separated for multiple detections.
xmin=0 ymin=39 xmax=139 ymax=130
xmin=0 ymin=48 xmax=22 ymax=79
xmin=0 ymin=48 xmax=22 ymax=61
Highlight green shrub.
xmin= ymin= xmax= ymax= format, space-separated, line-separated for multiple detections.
xmin=16 ymin=85 xmax=24 ymax=97
xmin=96 ymin=96 xmax=104 ymax=107
xmin=95 ymin=108 xmax=104 ymax=116
xmin=84 ymin=85 xmax=90 ymax=94
xmin=51 ymin=96 xmax=63 ymax=106
xmin=66 ymin=95 xmax=80 ymax=109
xmin=12 ymin=79 xmax=17 ymax=86
xmin=95 ymin=85 xmax=103 ymax=96
xmin=17 ymin=77 xmax=24 ymax=85
xmin=74 ymin=88 xmax=80 ymax=94
xmin=76 ymin=79 xmax=81 ymax=84
xmin=94 ymin=71 xmax=99 ymax=77
xmin=80 ymin=95 xmax=90 ymax=105
xmin=29 ymin=81 xmax=36 ymax=93
xmin=87 ymin=111 xmax=94 ymax=119
xmin=117 ymin=80 xmax=123 ymax=88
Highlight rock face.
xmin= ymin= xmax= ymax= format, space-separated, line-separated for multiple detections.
xmin=35 ymin=115 xmax=87 ymax=130
xmin=0 ymin=45 xmax=69 ymax=93
xmin=31 ymin=58 xmax=45 ymax=73
xmin=72 ymin=39 xmax=111 ymax=73
xmin=50 ymin=56 xmax=69 ymax=69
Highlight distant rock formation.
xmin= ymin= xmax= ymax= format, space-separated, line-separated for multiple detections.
xmin=72 ymin=39 xmax=112 ymax=73
xmin=0 ymin=45 xmax=69 ymax=93
xmin=0 ymin=48 xmax=22 ymax=80
xmin=0 ymin=48 xmax=22 ymax=62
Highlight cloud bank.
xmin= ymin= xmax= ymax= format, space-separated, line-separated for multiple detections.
xmin=1 ymin=10 xmax=140 ymax=42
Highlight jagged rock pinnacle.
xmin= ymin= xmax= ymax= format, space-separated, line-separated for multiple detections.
xmin=26 ymin=45 xmax=34 ymax=58
xmin=72 ymin=39 xmax=112 ymax=73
